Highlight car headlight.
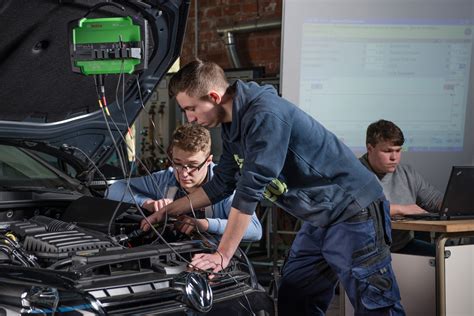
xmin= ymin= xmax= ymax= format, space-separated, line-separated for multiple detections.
xmin=21 ymin=286 xmax=104 ymax=315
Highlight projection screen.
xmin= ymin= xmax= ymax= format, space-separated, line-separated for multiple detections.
xmin=281 ymin=0 xmax=474 ymax=190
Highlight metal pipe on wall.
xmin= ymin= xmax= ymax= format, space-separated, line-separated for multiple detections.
xmin=194 ymin=0 xmax=199 ymax=58
xmin=217 ymin=19 xmax=281 ymax=68
xmin=221 ymin=31 xmax=242 ymax=68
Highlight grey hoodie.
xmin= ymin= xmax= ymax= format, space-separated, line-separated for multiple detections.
xmin=359 ymin=154 xmax=443 ymax=251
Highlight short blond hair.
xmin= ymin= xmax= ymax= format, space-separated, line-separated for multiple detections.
xmin=168 ymin=59 xmax=229 ymax=99
xmin=168 ymin=123 xmax=211 ymax=157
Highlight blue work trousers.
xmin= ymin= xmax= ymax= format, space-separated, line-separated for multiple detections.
xmin=278 ymin=199 xmax=405 ymax=316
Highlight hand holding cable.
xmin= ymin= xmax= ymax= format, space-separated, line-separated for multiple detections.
xmin=142 ymin=198 xmax=173 ymax=213
xmin=175 ymin=215 xmax=209 ymax=235
xmin=140 ymin=199 xmax=172 ymax=231
xmin=190 ymin=251 xmax=230 ymax=278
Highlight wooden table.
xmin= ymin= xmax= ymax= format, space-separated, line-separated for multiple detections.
xmin=392 ymin=219 xmax=474 ymax=316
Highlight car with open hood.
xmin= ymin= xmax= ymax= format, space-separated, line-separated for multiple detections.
xmin=0 ymin=1 xmax=273 ymax=315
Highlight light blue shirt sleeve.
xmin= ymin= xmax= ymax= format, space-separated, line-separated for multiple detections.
xmin=206 ymin=193 xmax=262 ymax=241
xmin=106 ymin=168 xmax=176 ymax=206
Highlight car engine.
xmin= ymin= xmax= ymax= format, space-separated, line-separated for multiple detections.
xmin=0 ymin=198 xmax=271 ymax=315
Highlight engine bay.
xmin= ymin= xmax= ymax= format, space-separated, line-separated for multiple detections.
xmin=0 ymin=196 xmax=262 ymax=314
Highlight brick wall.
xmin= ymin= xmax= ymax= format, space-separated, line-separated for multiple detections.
xmin=181 ymin=0 xmax=282 ymax=76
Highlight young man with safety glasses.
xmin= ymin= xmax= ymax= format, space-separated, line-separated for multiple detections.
xmin=106 ymin=123 xmax=262 ymax=241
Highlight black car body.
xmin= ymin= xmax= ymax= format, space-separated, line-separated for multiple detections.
xmin=0 ymin=1 xmax=273 ymax=315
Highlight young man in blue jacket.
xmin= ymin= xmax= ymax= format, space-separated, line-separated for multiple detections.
xmin=107 ymin=123 xmax=261 ymax=241
xmin=141 ymin=60 xmax=405 ymax=315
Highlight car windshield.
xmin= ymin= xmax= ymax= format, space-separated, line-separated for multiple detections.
xmin=0 ymin=144 xmax=77 ymax=191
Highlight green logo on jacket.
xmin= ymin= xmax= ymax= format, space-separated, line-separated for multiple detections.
xmin=233 ymin=154 xmax=244 ymax=169
xmin=233 ymin=154 xmax=287 ymax=202
xmin=263 ymin=178 xmax=288 ymax=202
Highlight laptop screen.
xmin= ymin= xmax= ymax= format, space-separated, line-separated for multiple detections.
xmin=441 ymin=166 xmax=474 ymax=218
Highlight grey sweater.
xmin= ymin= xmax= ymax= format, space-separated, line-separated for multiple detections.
xmin=359 ymin=154 xmax=443 ymax=251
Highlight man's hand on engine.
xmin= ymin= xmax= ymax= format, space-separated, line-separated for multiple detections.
xmin=190 ymin=252 xmax=231 ymax=278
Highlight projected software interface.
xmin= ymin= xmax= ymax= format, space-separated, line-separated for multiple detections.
xmin=300 ymin=20 xmax=473 ymax=151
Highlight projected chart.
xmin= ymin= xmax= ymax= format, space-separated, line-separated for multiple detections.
xmin=299 ymin=20 xmax=472 ymax=151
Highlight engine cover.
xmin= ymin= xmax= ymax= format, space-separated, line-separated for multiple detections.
xmin=10 ymin=216 xmax=119 ymax=260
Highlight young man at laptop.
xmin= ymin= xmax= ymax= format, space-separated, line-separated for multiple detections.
xmin=360 ymin=119 xmax=443 ymax=256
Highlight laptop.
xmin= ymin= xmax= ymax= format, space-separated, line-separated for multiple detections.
xmin=403 ymin=166 xmax=474 ymax=220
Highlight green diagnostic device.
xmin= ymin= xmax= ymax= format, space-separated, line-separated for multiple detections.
xmin=69 ymin=16 xmax=148 ymax=75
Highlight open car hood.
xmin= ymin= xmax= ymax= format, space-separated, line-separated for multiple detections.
xmin=0 ymin=0 xmax=189 ymax=170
